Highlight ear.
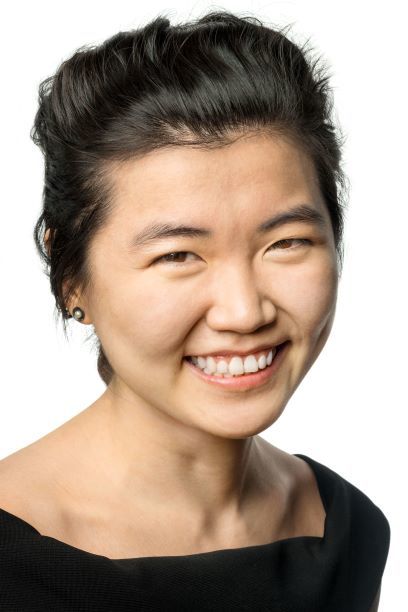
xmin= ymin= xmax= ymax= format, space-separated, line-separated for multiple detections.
xmin=44 ymin=228 xmax=53 ymax=258
xmin=46 ymin=229 xmax=92 ymax=324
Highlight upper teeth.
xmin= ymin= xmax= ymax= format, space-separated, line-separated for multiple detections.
xmin=190 ymin=349 xmax=276 ymax=376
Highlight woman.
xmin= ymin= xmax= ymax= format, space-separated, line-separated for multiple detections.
xmin=0 ymin=10 xmax=390 ymax=611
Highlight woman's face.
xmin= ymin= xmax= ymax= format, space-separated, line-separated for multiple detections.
xmin=83 ymin=132 xmax=338 ymax=438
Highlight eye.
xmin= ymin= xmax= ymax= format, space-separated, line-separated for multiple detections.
xmin=153 ymin=239 xmax=313 ymax=266
xmin=267 ymin=238 xmax=312 ymax=251
xmin=153 ymin=251 xmax=198 ymax=265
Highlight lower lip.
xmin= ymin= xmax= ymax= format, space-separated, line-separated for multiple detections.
xmin=183 ymin=342 xmax=289 ymax=391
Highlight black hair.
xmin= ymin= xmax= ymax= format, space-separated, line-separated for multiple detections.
xmin=31 ymin=9 xmax=348 ymax=387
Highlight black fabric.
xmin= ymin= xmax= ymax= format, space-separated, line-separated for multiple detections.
xmin=0 ymin=453 xmax=390 ymax=611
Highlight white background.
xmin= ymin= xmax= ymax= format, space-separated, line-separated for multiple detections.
xmin=0 ymin=1 xmax=406 ymax=608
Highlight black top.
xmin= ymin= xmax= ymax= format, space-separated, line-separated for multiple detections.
xmin=0 ymin=453 xmax=390 ymax=612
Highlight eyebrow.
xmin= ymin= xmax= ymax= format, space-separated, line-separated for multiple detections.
xmin=128 ymin=203 xmax=328 ymax=249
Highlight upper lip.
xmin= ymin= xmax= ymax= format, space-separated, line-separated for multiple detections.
xmin=186 ymin=341 xmax=287 ymax=358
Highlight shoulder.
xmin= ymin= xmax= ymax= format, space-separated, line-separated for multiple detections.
xmin=308 ymin=455 xmax=390 ymax=537
xmin=0 ymin=452 xmax=82 ymax=609
xmin=0 ymin=448 xmax=68 ymax=541
xmin=297 ymin=454 xmax=391 ymax=591
xmin=294 ymin=453 xmax=391 ymax=610
xmin=296 ymin=453 xmax=391 ymax=537
xmin=331 ymin=460 xmax=391 ymax=568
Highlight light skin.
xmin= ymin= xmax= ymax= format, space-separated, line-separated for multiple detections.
xmin=35 ymin=130 xmax=339 ymax=555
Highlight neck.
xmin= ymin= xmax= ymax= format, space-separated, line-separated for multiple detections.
xmin=53 ymin=382 xmax=281 ymax=537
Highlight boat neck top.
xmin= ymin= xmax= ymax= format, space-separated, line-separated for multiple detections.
xmin=0 ymin=453 xmax=390 ymax=611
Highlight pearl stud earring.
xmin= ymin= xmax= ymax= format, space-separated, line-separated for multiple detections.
xmin=72 ymin=306 xmax=85 ymax=321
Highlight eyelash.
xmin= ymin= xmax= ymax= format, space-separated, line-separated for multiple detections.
xmin=153 ymin=239 xmax=313 ymax=265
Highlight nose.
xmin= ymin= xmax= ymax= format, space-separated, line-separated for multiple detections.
xmin=205 ymin=263 xmax=278 ymax=334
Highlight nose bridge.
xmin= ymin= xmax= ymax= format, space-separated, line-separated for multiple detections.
xmin=206 ymin=259 xmax=277 ymax=332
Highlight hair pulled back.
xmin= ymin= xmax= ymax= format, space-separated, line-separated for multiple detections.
xmin=32 ymin=10 xmax=348 ymax=387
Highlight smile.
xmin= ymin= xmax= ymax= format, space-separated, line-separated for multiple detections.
xmin=183 ymin=342 xmax=289 ymax=391
xmin=188 ymin=347 xmax=276 ymax=376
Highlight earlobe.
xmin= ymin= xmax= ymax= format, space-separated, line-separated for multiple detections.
xmin=64 ymin=305 xmax=90 ymax=324
xmin=62 ymin=283 xmax=89 ymax=324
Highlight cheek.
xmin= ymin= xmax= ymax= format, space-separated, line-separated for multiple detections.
xmin=91 ymin=272 xmax=198 ymax=359
xmin=277 ymin=257 xmax=338 ymax=338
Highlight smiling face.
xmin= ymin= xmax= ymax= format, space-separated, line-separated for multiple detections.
xmin=78 ymin=131 xmax=338 ymax=439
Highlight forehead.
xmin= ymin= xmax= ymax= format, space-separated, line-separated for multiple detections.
xmin=106 ymin=132 xmax=328 ymax=233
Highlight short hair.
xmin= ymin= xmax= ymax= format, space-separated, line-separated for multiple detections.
xmin=31 ymin=10 xmax=348 ymax=386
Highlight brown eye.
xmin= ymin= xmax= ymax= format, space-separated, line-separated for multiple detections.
xmin=154 ymin=251 xmax=198 ymax=265
xmin=268 ymin=238 xmax=312 ymax=250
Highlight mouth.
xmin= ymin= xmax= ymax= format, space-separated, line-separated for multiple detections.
xmin=183 ymin=341 xmax=289 ymax=391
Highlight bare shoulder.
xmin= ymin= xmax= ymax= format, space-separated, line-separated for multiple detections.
xmin=0 ymin=404 xmax=98 ymax=533
xmin=0 ymin=443 xmax=69 ymax=536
